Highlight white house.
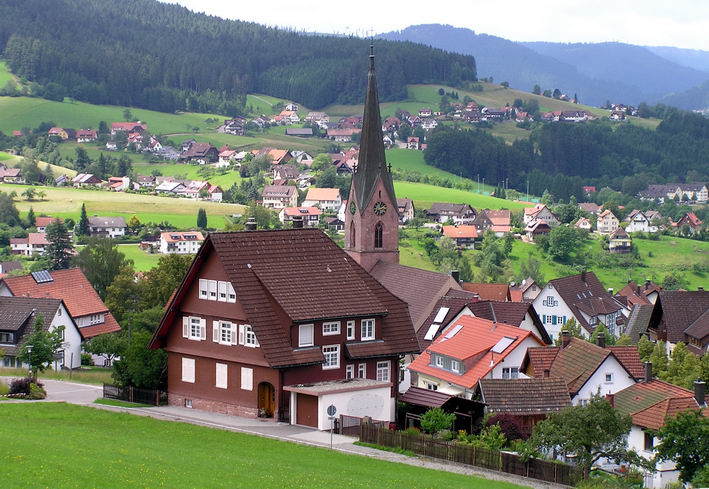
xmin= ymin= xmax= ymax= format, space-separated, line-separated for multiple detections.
xmin=523 ymin=204 xmax=559 ymax=226
xmin=88 ymin=216 xmax=127 ymax=239
xmin=0 ymin=295 xmax=83 ymax=370
xmin=302 ymin=188 xmax=342 ymax=212
xmin=625 ymin=210 xmax=658 ymax=233
xmin=531 ymin=271 xmax=628 ymax=341
xmin=10 ymin=233 xmax=48 ymax=256
xmin=160 ymin=232 xmax=205 ymax=254
xmin=596 ymin=209 xmax=620 ymax=235
xmin=261 ymin=185 xmax=298 ymax=209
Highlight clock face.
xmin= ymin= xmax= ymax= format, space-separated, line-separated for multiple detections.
xmin=349 ymin=201 xmax=357 ymax=214
xmin=373 ymin=201 xmax=387 ymax=216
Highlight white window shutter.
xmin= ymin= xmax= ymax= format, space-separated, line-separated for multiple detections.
xmin=231 ymin=324 xmax=238 ymax=345
xmin=200 ymin=318 xmax=207 ymax=340
xmin=182 ymin=317 xmax=189 ymax=338
xmin=213 ymin=321 xmax=220 ymax=342
xmin=238 ymin=324 xmax=245 ymax=345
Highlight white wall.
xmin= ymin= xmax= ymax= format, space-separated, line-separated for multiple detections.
xmin=573 ymin=356 xmax=636 ymax=404
xmin=531 ymin=284 xmax=580 ymax=341
xmin=309 ymin=387 xmax=393 ymax=430
xmin=48 ymin=303 xmax=82 ymax=369
xmin=627 ymin=426 xmax=679 ymax=489
xmin=490 ymin=336 xmax=541 ymax=378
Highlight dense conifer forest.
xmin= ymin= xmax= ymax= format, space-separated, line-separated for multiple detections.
xmin=424 ymin=111 xmax=709 ymax=201
xmin=0 ymin=0 xmax=476 ymax=114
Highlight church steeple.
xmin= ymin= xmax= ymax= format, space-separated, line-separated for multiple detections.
xmin=345 ymin=45 xmax=399 ymax=272
xmin=351 ymin=45 xmax=397 ymax=213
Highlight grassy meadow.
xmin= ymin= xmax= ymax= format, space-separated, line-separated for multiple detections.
xmin=118 ymin=244 xmax=164 ymax=271
xmin=394 ymin=181 xmax=530 ymax=211
xmin=1 ymin=183 xmax=243 ymax=229
xmin=0 ymin=404 xmax=530 ymax=489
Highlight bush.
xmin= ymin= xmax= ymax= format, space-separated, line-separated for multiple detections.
xmin=692 ymin=464 xmax=709 ymax=488
xmin=9 ymin=377 xmax=33 ymax=395
xmin=81 ymin=352 xmax=94 ymax=366
xmin=28 ymin=382 xmax=47 ymax=400
xmin=0 ymin=381 xmax=9 ymax=396
xmin=420 ymin=408 xmax=456 ymax=434
xmin=487 ymin=414 xmax=529 ymax=440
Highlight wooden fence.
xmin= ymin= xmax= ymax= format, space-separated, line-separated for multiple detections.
xmin=360 ymin=424 xmax=582 ymax=486
xmin=103 ymin=384 xmax=167 ymax=406
xmin=338 ymin=414 xmax=388 ymax=436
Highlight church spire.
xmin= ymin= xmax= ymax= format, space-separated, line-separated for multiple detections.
xmin=352 ymin=44 xmax=396 ymax=213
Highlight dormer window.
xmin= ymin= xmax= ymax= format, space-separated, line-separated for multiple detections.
xmin=451 ymin=360 xmax=460 ymax=373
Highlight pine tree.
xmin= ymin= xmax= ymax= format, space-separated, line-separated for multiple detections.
xmin=45 ymin=220 xmax=74 ymax=270
xmin=78 ymin=203 xmax=90 ymax=236
xmin=197 ymin=208 xmax=207 ymax=229
xmin=26 ymin=206 xmax=36 ymax=227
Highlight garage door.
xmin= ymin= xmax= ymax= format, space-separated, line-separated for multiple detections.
xmin=296 ymin=393 xmax=318 ymax=428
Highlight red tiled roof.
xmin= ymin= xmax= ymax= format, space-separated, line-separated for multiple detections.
xmin=607 ymin=346 xmax=645 ymax=378
xmin=461 ymin=283 xmax=510 ymax=301
xmin=442 ymin=225 xmax=478 ymax=239
xmin=525 ymin=346 xmax=560 ymax=377
xmin=80 ymin=313 xmax=121 ymax=338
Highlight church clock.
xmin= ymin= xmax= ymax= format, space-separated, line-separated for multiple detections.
xmin=349 ymin=201 xmax=357 ymax=214
xmin=373 ymin=201 xmax=387 ymax=216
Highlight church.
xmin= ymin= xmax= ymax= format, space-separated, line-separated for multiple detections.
xmin=149 ymin=48 xmax=451 ymax=429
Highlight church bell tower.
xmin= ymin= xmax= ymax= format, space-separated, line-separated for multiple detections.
xmin=345 ymin=46 xmax=399 ymax=272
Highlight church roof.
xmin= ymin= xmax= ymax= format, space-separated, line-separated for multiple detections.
xmin=351 ymin=46 xmax=396 ymax=213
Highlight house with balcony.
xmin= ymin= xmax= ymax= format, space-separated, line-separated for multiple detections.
xmin=88 ymin=216 xmax=127 ymax=238
xmin=160 ymin=232 xmax=205 ymax=254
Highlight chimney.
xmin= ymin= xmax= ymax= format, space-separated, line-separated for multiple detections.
xmin=644 ymin=279 xmax=651 ymax=290
xmin=596 ymin=332 xmax=606 ymax=349
xmin=561 ymin=330 xmax=571 ymax=348
xmin=245 ymin=217 xmax=257 ymax=231
xmin=543 ymin=369 xmax=550 ymax=378
xmin=644 ymin=362 xmax=653 ymax=383
xmin=699 ymin=287 xmax=705 ymax=292
xmin=291 ymin=216 xmax=304 ymax=229
xmin=605 ymin=393 xmax=615 ymax=407
xmin=695 ymin=381 xmax=707 ymax=407
xmin=450 ymin=270 xmax=460 ymax=283
xmin=607 ymin=288 xmax=614 ymax=295
xmin=581 ymin=270 xmax=587 ymax=283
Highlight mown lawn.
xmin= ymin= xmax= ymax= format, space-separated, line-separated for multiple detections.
xmin=394 ymin=181 xmax=529 ymax=211
xmin=131 ymin=161 xmax=243 ymax=188
xmin=1 ymin=183 xmax=243 ymax=229
xmin=0 ymin=61 xmax=16 ymax=88
xmin=0 ymin=403 xmax=530 ymax=489
xmin=0 ymin=150 xmax=15 ymax=161
xmin=117 ymin=244 xmax=167 ymax=271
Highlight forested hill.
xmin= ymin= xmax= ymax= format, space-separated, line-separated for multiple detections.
xmin=0 ymin=0 xmax=476 ymax=114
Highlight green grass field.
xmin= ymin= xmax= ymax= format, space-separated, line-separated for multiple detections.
xmin=0 ymin=151 xmax=14 ymax=161
xmin=0 ymin=403 xmax=528 ymax=489
xmin=0 ymin=367 xmax=112 ymax=385
xmin=0 ymin=61 xmax=16 ymax=88
xmin=118 ymin=244 xmax=165 ymax=271
xmin=131 ymin=161 xmax=243 ymax=187
xmin=394 ymin=181 xmax=530 ymax=211
xmin=1 ymin=183 xmax=243 ymax=229
xmin=2 ymin=154 xmax=77 ymax=178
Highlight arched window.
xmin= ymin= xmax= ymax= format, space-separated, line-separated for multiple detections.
xmin=349 ymin=221 xmax=356 ymax=248
xmin=374 ymin=222 xmax=383 ymax=249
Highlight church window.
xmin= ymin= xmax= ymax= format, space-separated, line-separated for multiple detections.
xmin=350 ymin=222 xmax=356 ymax=247
xmin=374 ymin=222 xmax=383 ymax=248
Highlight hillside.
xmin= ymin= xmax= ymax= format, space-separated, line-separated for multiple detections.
xmin=646 ymin=46 xmax=709 ymax=73
xmin=0 ymin=0 xmax=476 ymax=112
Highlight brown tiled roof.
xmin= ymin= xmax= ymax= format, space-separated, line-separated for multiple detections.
xmin=525 ymin=347 xmax=560 ymax=377
xmin=467 ymin=301 xmax=552 ymax=344
xmin=370 ymin=261 xmax=460 ymax=331
xmin=151 ymin=229 xmax=418 ymax=367
xmin=655 ymin=291 xmax=709 ymax=343
xmin=548 ymin=272 xmax=623 ymax=333
xmin=262 ymin=185 xmax=296 ymax=198
xmin=625 ymin=304 xmax=655 ymax=342
xmin=0 ymin=296 xmax=62 ymax=331
xmin=461 ymin=283 xmax=511 ymax=301
xmin=400 ymin=386 xmax=453 ymax=408
xmin=478 ymin=378 xmax=571 ymax=414
xmin=685 ymin=309 xmax=709 ymax=340
xmin=632 ymin=398 xmax=706 ymax=430
xmin=416 ymin=290 xmax=479 ymax=347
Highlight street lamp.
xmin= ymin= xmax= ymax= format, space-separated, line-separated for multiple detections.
xmin=26 ymin=345 xmax=33 ymax=380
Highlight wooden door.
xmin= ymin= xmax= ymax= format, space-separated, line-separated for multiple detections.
xmin=258 ymin=382 xmax=275 ymax=417
xmin=296 ymin=393 xmax=318 ymax=428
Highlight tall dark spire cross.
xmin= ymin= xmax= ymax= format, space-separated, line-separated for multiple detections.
xmin=351 ymin=44 xmax=397 ymax=214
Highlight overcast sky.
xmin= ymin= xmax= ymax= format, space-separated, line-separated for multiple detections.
xmin=165 ymin=0 xmax=709 ymax=50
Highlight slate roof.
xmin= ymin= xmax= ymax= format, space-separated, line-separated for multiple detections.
xmin=416 ymin=290 xmax=479 ymax=347
xmin=88 ymin=216 xmax=127 ymax=228
xmin=427 ymin=203 xmax=475 ymax=216
xmin=654 ymin=291 xmax=709 ymax=343
xmin=461 ymin=283 xmax=511 ymax=301
xmin=370 ymin=261 xmax=460 ymax=330
xmin=477 ymin=378 xmax=571 ymax=414
xmin=262 ymin=185 xmax=296 ymax=198
xmin=625 ymin=304 xmax=655 ymax=342
xmin=400 ymin=386 xmax=453 ymax=408
xmin=151 ymin=229 xmax=419 ymax=367
xmin=0 ymin=296 xmax=62 ymax=331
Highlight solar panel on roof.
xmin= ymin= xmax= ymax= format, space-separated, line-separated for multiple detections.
xmin=491 ymin=336 xmax=516 ymax=353
xmin=31 ymin=270 xmax=53 ymax=284
xmin=444 ymin=324 xmax=463 ymax=339
xmin=433 ymin=307 xmax=450 ymax=324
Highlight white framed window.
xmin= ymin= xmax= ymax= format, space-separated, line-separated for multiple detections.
xmin=181 ymin=357 xmax=195 ymax=383
xmin=243 ymin=325 xmax=259 ymax=347
xmin=241 ymin=367 xmax=253 ymax=391
xmin=605 ymin=373 xmax=613 ymax=383
xmin=376 ymin=361 xmax=390 ymax=382
xmin=199 ymin=279 xmax=208 ymax=299
xmin=357 ymin=363 xmax=367 ymax=378
xmin=227 ymin=282 xmax=236 ymax=303
xmin=502 ymin=367 xmax=519 ymax=379
xmin=183 ymin=316 xmax=205 ymax=341
xmin=322 ymin=321 xmax=340 ymax=336
xmin=346 ymin=364 xmax=354 ymax=379
xmin=207 ymin=280 xmax=218 ymax=301
xmin=361 ymin=319 xmax=375 ymax=341
xmin=218 ymin=281 xmax=228 ymax=302
xmin=213 ymin=321 xmax=235 ymax=345
xmin=322 ymin=345 xmax=340 ymax=370
xmin=435 ymin=355 xmax=443 ymax=367
xmin=346 ymin=320 xmax=355 ymax=340
xmin=215 ymin=363 xmax=227 ymax=389
xmin=0 ymin=332 xmax=13 ymax=343
xmin=426 ymin=381 xmax=438 ymax=391
xmin=451 ymin=360 xmax=460 ymax=373
xmin=298 ymin=324 xmax=314 ymax=347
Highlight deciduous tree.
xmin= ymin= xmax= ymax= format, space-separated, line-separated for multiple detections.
xmin=655 ymin=410 xmax=709 ymax=483
xmin=18 ymin=315 xmax=65 ymax=379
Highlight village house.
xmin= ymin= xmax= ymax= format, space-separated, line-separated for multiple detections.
xmin=155 ymin=180 xmax=186 ymax=195
xmin=326 ymin=128 xmax=360 ymax=142
xmin=302 ymin=188 xmax=342 ymax=212
xmin=253 ymin=148 xmax=292 ymax=166
xmin=616 ymin=280 xmax=662 ymax=308
xmin=625 ymin=210 xmax=658 ymax=233
xmin=523 ymin=204 xmax=559 ymax=226
xmin=218 ymin=118 xmax=246 ymax=136
xmin=76 ymin=129 xmax=98 ymax=143
xmin=34 ymin=216 xmax=61 ymax=232
xmin=107 ymin=176 xmax=131 ymax=192
xmin=614 ymin=371 xmax=708 ymax=488
xmin=397 ymin=198 xmax=415 ymax=224
xmin=511 ymin=278 xmax=542 ymax=303
xmin=522 ymin=334 xmax=644 ymax=405
xmin=217 ymin=148 xmax=237 ymax=167
xmin=674 ymin=212 xmax=703 ymax=235
xmin=406 ymin=137 xmax=421 ymax=150
xmin=179 ymin=142 xmax=219 ymax=164
xmin=88 ymin=216 xmax=127 ymax=238
xmin=305 ymin=112 xmax=329 ymax=127
xmin=285 ymin=128 xmax=313 ymax=137
xmin=560 ymin=110 xmax=589 ymax=122
xmin=0 ymin=268 xmax=121 ymax=344
xmin=324 ymin=217 xmax=345 ymax=232
xmin=525 ymin=219 xmax=551 ymax=241
xmin=0 ymin=261 xmax=22 ymax=277
xmin=160 ymin=231 xmax=205 ymax=255
xmin=10 ymin=233 xmax=49 ymax=256
xmin=531 ymin=271 xmax=628 ymax=341
xmin=427 ymin=203 xmax=476 ymax=225
xmin=409 ymin=315 xmax=546 ymax=398
xmin=279 ymin=207 xmax=322 ymax=227
xmin=72 ymin=173 xmax=102 ymax=187
xmin=442 ymin=225 xmax=478 ymax=249
xmin=460 ymin=283 xmax=511 ymax=302
xmin=111 ymin=122 xmax=147 ymax=136
xmin=48 ymin=127 xmax=75 ymax=141
xmin=483 ymin=209 xmax=512 ymax=236
xmin=0 ymin=166 xmax=24 ymax=184
xmin=646 ymin=290 xmax=709 ymax=354
xmin=609 ymin=227 xmax=632 ymax=253
xmin=261 ymin=185 xmax=298 ymax=209
xmin=421 ymin=119 xmax=438 ymax=130
xmin=575 ymin=217 xmax=592 ymax=231
xmin=596 ymin=209 xmax=620 ymax=235
xmin=578 ymin=202 xmax=603 ymax=215
xmin=272 ymin=165 xmax=300 ymax=182
xmin=0 ymin=295 xmax=83 ymax=370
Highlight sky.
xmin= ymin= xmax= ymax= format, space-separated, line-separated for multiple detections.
xmin=168 ymin=0 xmax=709 ymax=50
